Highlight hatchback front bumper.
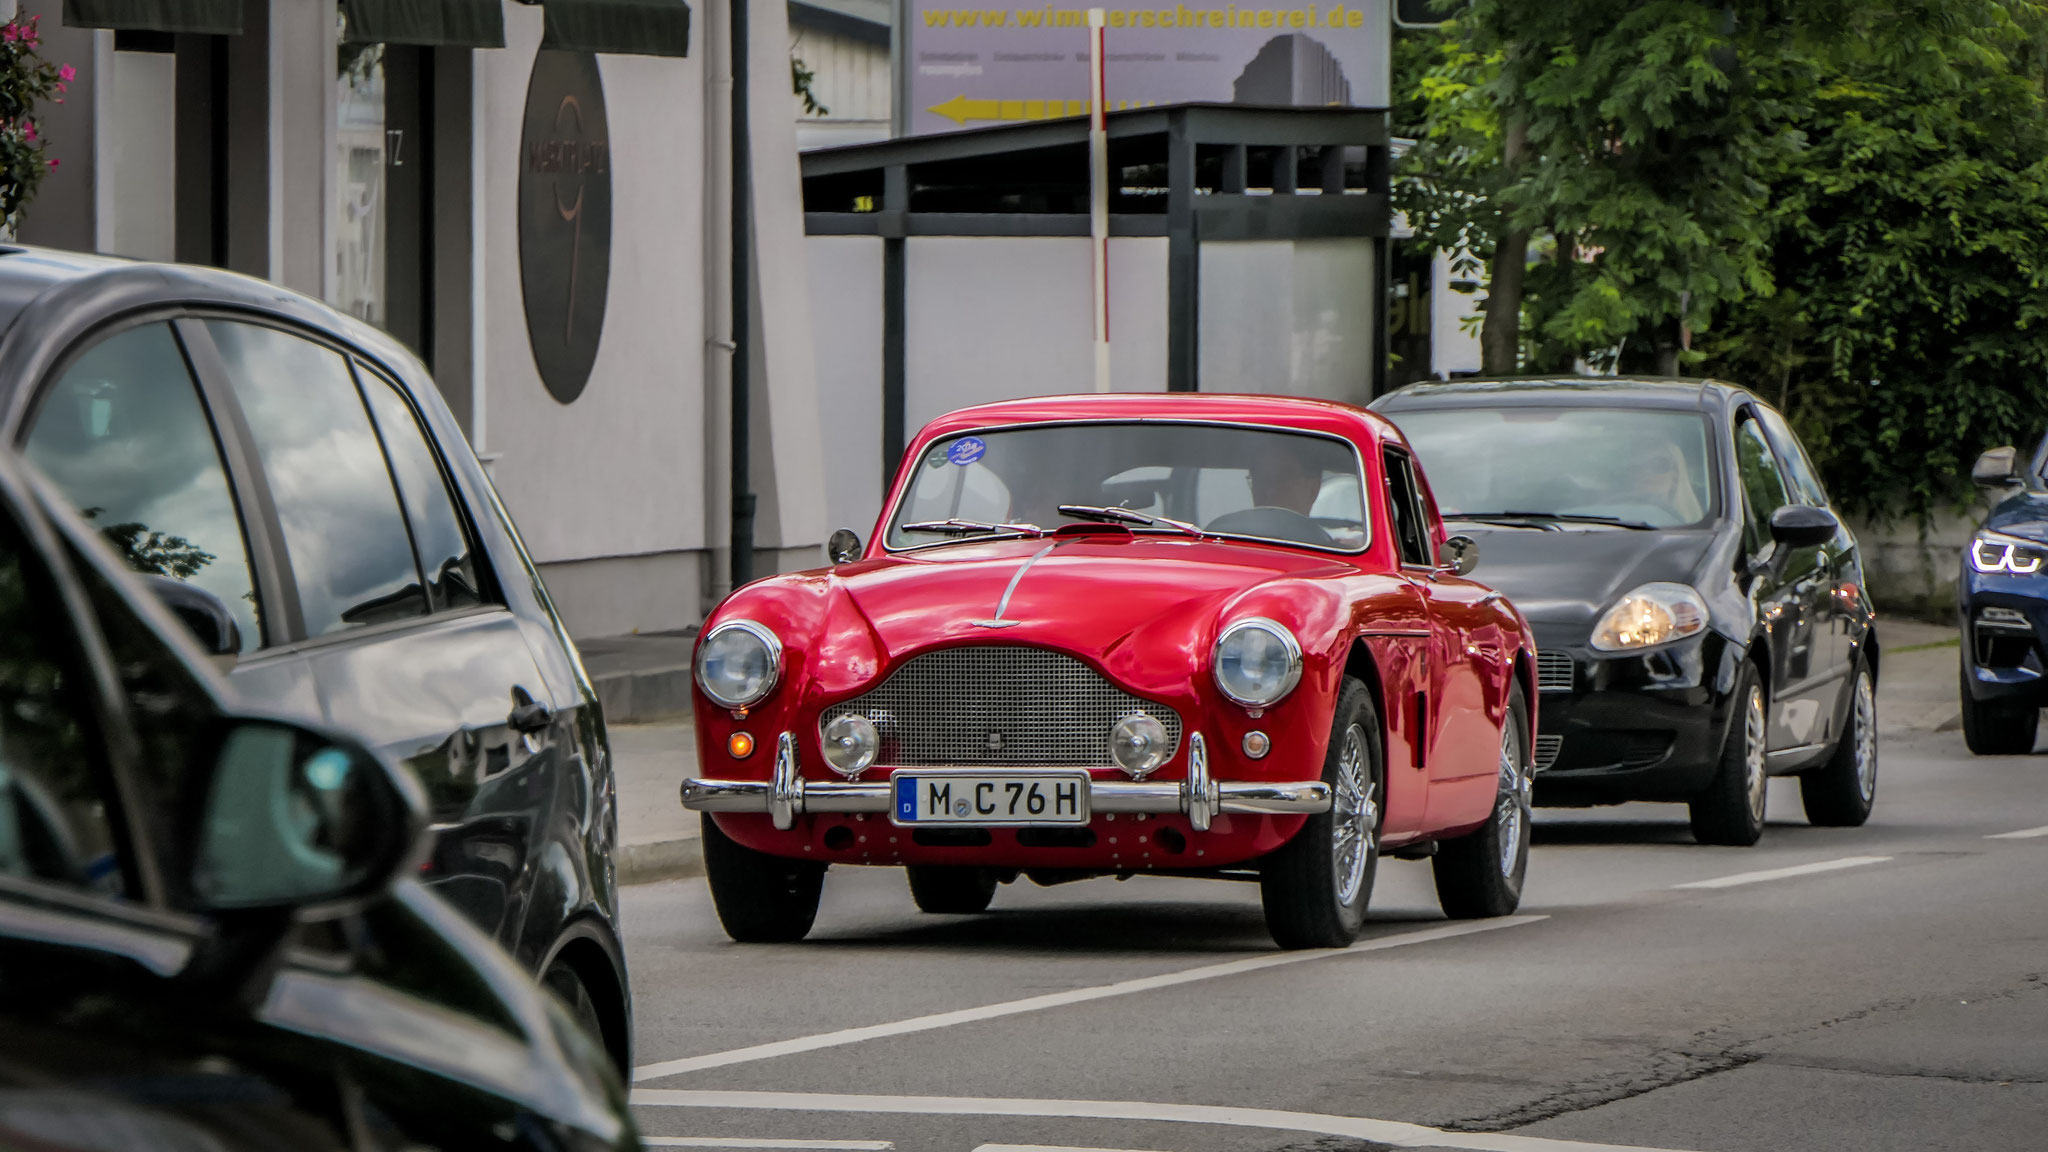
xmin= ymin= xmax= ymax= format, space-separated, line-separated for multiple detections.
xmin=681 ymin=732 xmax=1332 ymax=832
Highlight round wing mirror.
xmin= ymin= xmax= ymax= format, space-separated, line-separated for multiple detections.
xmin=1441 ymin=534 xmax=1480 ymax=577
xmin=827 ymin=528 xmax=863 ymax=565
xmin=187 ymin=720 xmax=423 ymax=914
xmin=1973 ymin=446 xmax=2021 ymax=489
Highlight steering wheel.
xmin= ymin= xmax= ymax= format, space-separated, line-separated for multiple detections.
xmin=1203 ymin=507 xmax=1337 ymax=548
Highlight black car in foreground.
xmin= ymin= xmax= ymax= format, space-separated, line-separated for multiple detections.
xmin=0 ymin=452 xmax=635 ymax=1150
xmin=1959 ymin=439 xmax=2048 ymax=753
xmin=0 ymin=247 xmax=628 ymax=1068
xmin=1375 ymin=378 xmax=1878 ymax=845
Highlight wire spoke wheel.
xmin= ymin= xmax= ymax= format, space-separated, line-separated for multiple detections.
xmin=1331 ymin=724 xmax=1377 ymax=906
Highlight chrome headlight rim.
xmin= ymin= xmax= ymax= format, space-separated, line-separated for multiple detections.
xmin=694 ymin=619 xmax=784 ymax=709
xmin=1589 ymin=582 xmax=1710 ymax=653
xmin=1212 ymin=616 xmax=1305 ymax=708
xmin=1971 ymin=530 xmax=2047 ymax=575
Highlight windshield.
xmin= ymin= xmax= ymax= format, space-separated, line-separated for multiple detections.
xmin=886 ymin=422 xmax=1368 ymax=552
xmin=1390 ymin=407 xmax=1716 ymax=529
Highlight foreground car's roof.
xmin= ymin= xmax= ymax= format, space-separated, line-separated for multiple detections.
xmin=917 ymin=392 xmax=1399 ymax=443
xmin=1373 ymin=376 xmax=1745 ymax=412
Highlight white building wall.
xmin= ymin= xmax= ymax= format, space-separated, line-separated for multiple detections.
xmin=1199 ymin=237 xmax=1376 ymax=404
xmin=791 ymin=24 xmax=890 ymax=150
xmin=808 ymin=235 xmax=886 ymax=538
xmin=477 ymin=6 xmax=710 ymax=634
xmin=104 ymin=50 xmax=175 ymax=262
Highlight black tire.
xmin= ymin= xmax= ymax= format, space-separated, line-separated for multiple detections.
xmin=1433 ymin=683 xmax=1531 ymax=919
xmin=1960 ymin=660 xmax=2039 ymax=755
xmin=1261 ymin=677 xmax=1381 ymax=950
xmin=906 ymin=866 xmax=998 ymax=914
xmin=1801 ymin=662 xmax=1877 ymax=826
xmin=1691 ymin=662 xmax=1768 ymax=847
xmin=542 ymin=958 xmax=605 ymax=1044
xmin=701 ymin=814 xmax=826 ymax=943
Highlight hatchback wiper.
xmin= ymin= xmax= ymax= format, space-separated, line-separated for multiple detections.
xmin=1457 ymin=511 xmax=1658 ymax=531
xmin=1057 ymin=504 xmax=1204 ymax=536
xmin=900 ymin=518 xmax=1045 ymax=537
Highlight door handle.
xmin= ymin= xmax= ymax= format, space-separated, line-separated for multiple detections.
xmin=509 ymin=700 xmax=554 ymax=733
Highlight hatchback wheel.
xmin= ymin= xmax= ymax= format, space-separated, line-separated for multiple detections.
xmin=1801 ymin=662 xmax=1878 ymax=826
xmin=1260 ymin=677 xmax=1380 ymax=950
xmin=1433 ymin=683 xmax=1531 ymax=918
xmin=542 ymin=959 xmax=605 ymax=1047
xmin=907 ymin=866 xmax=998 ymax=914
xmin=1691 ymin=666 xmax=1768 ymax=846
xmin=1960 ymin=660 xmax=2039 ymax=755
xmin=702 ymin=814 xmax=826 ymax=943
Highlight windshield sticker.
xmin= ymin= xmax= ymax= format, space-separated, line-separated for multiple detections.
xmin=947 ymin=436 xmax=988 ymax=465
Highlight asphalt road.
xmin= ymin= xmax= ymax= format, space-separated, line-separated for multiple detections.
xmin=621 ymin=713 xmax=2048 ymax=1152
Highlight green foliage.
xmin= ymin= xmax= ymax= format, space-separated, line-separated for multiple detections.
xmin=793 ymin=55 xmax=829 ymax=117
xmin=1397 ymin=0 xmax=2048 ymax=519
xmin=0 ymin=14 xmax=72 ymax=233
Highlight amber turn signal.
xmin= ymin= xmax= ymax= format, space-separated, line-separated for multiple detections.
xmin=728 ymin=732 xmax=756 ymax=759
xmin=1242 ymin=731 xmax=1271 ymax=759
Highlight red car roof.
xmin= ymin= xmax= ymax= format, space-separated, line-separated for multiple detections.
xmin=913 ymin=392 xmax=1404 ymax=449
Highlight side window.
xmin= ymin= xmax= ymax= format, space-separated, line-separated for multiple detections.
xmin=1382 ymin=449 xmax=1433 ymax=567
xmin=205 ymin=322 xmax=426 ymax=637
xmin=0 ymin=507 xmax=121 ymax=896
xmin=358 ymin=367 xmax=483 ymax=611
xmin=1734 ymin=416 xmax=1791 ymax=555
xmin=22 ymin=323 xmax=263 ymax=653
xmin=1754 ymin=404 xmax=1829 ymax=506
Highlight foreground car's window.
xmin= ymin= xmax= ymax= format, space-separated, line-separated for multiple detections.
xmin=1393 ymin=406 xmax=1715 ymax=529
xmin=206 ymin=322 xmax=427 ymax=637
xmin=356 ymin=365 xmax=484 ymax=612
xmin=886 ymin=423 xmax=1366 ymax=551
xmin=23 ymin=323 xmax=262 ymax=653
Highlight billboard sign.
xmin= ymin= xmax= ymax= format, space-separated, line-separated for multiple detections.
xmin=902 ymin=0 xmax=1390 ymax=136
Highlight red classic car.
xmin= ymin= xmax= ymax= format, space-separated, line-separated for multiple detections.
xmin=682 ymin=393 xmax=1539 ymax=949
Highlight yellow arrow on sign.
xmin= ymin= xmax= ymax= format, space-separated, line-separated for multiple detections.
xmin=926 ymin=94 xmax=1157 ymax=125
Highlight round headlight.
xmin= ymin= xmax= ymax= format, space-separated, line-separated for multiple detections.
xmin=694 ymin=620 xmax=782 ymax=709
xmin=821 ymin=714 xmax=879 ymax=778
xmin=1590 ymin=583 xmax=1708 ymax=651
xmin=1213 ymin=618 xmax=1303 ymax=708
xmin=1110 ymin=712 xmax=1170 ymax=778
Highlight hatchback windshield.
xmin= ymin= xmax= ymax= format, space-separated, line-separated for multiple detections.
xmin=1391 ymin=407 xmax=1716 ymax=529
xmin=886 ymin=423 xmax=1368 ymax=551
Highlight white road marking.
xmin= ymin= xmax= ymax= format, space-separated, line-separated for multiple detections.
xmin=643 ymin=1131 xmax=892 ymax=1139
xmin=630 ymin=1089 xmax=1699 ymax=1152
xmin=972 ymin=1145 xmax=1170 ymax=1152
xmin=1986 ymin=824 xmax=2048 ymax=839
xmin=632 ymin=917 xmax=1545 ymax=1082
xmin=642 ymin=1141 xmax=892 ymax=1150
xmin=1671 ymin=855 xmax=1890 ymax=890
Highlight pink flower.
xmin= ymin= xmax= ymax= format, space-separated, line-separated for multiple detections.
xmin=4 ymin=25 xmax=20 ymax=43
xmin=46 ymin=158 xmax=57 ymax=169
xmin=58 ymin=65 xmax=74 ymax=83
xmin=24 ymin=122 xmax=37 ymax=142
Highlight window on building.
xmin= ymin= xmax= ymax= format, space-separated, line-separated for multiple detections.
xmin=205 ymin=321 xmax=427 ymax=637
xmin=23 ymin=323 xmax=263 ymax=653
xmin=334 ymin=37 xmax=431 ymax=360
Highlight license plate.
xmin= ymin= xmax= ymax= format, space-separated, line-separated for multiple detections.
xmin=890 ymin=771 xmax=1092 ymax=826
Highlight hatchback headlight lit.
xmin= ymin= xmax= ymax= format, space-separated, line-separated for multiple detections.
xmin=1110 ymin=713 xmax=1170 ymax=778
xmin=1971 ymin=531 xmax=2046 ymax=575
xmin=820 ymin=714 xmax=879 ymax=778
xmin=1590 ymin=583 xmax=1709 ymax=652
xmin=694 ymin=620 xmax=782 ymax=709
xmin=1213 ymin=617 xmax=1303 ymax=707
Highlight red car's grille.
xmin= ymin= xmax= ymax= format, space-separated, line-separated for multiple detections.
xmin=819 ymin=645 xmax=1183 ymax=767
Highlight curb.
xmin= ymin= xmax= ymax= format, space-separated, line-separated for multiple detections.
xmin=593 ymin=666 xmax=695 ymax=725
xmin=619 ymin=836 xmax=703 ymax=885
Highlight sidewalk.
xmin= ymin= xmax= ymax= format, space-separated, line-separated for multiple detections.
xmin=598 ymin=615 xmax=1966 ymax=886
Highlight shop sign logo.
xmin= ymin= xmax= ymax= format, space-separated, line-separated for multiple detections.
xmin=518 ymin=50 xmax=613 ymax=406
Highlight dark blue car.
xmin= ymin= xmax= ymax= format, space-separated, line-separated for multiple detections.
xmin=1961 ymin=441 xmax=2048 ymax=753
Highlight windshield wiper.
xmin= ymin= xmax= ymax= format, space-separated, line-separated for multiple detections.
xmin=1456 ymin=511 xmax=1658 ymax=531
xmin=1057 ymin=504 xmax=1204 ymax=537
xmin=900 ymin=518 xmax=1045 ymax=537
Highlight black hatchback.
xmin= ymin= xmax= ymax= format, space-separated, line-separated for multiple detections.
xmin=0 ymin=450 xmax=634 ymax=1149
xmin=0 ymin=248 xmax=627 ymax=1067
xmin=1375 ymin=378 xmax=1879 ymax=845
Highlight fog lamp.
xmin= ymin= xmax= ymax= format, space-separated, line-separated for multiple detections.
xmin=1110 ymin=713 xmax=1170 ymax=778
xmin=821 ymin=714 xmax=879 ymax=778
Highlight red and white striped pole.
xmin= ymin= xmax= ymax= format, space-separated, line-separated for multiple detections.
xmin=1088 ymin=7 xmax=1111 ymax=392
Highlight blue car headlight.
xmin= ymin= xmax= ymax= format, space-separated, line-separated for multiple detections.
xmin=1971 ymin=530 xmax=2047 ymax=575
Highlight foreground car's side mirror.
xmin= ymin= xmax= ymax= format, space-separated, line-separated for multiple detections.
xmin=1769 ymin=504 xmax=1840 ymax=550
xmin=186 ymin=719 xmax=424 ymax=915
xmin=141 ymin=574 xmax=241 ymax=657
xmin=1440 ymin=534 xmax=1480 ymax=577
xmin=1973 ymin=446 xmax=2021 ymax=489
xmin=827 ymin=528 xmax=863 ymax=565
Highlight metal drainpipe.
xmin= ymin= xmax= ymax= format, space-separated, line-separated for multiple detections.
xmin=729 ymin=0 xmax=756 ymax=589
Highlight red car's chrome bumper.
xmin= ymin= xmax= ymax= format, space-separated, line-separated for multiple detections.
xmin=681 ymin=732 xmax=1331 ymax=832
